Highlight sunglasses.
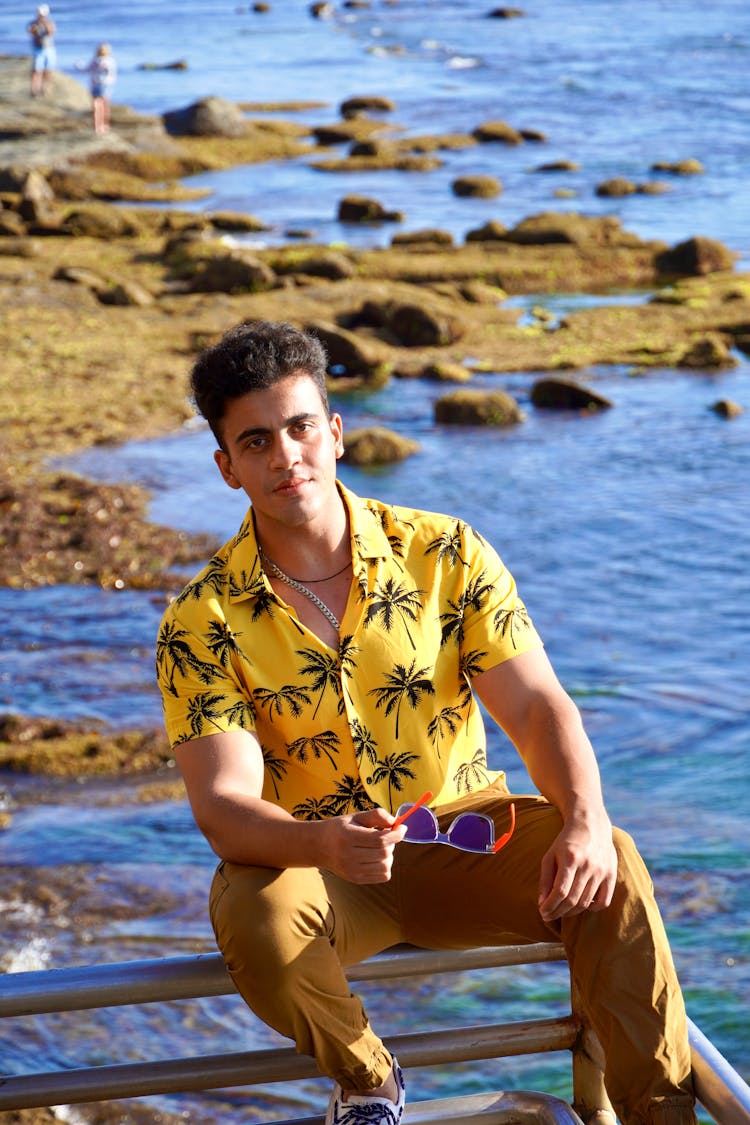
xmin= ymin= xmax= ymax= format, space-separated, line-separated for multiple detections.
xmin=392 ymin=791 xmax=516 ymax=855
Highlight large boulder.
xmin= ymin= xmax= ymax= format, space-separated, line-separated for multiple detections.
xmin=306 ymin=321 xmax=391 ymax=381
xmin=186 ymin=252 xmax=277 ymax=293
xmin=677 ymin=333 xmax=737 ymax=369
xmin=163 ymin=97 xmax=250 ymax=137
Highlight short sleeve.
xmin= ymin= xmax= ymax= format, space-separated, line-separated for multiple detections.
xmin=459 ymin=525 xmax=543 ymax=674
xmin=156 ymin=600 xmax=256 ymax=748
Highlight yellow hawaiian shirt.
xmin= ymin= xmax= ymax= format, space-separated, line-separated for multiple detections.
xmin=156 ymin=483 xmax=542 ymax=818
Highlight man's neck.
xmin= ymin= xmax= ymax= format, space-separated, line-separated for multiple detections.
xmin=253 ymin=491 xmax=350 ymax=581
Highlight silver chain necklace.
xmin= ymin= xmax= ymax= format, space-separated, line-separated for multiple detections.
xmin=259 ymin=547 xmax=345 ymax=632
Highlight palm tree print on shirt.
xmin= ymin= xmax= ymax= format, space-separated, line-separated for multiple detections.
xmin=425 ymin=524 xmax=469 ymax=567
xmin=453 ymin=747 xmax=492 ymax=793
xmin=287 ymin=730 xmax=341 ymax=768
xmin=366 ymin=749 xmax=419 ymax=810
xmin=261 ymin=744 xmax=288 ymax=799
xmin=254 ymin=684 xmax=312 ymax=719
xmin=368 ymin=659 xmax=436 ymax=739
xmin=156 ymin=619 xmax=222 ymax=697
xmin=494 ymin=604 xmax=533 ymax=649
xmin=297 ymin=647 xmax=343 ymax=717
xmin=364 ymin=577 xmax=424 ymax=650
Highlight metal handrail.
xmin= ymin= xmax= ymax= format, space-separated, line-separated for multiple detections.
xmin=0 ymin=942 xmax=748 ymax=1123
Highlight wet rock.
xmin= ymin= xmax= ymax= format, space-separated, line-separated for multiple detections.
xmin=97 ymin=279 xmax=156 ymax=307
xmin=340 ymin=94 xmax=397 ymax=117
xmin=337 ymin=194 xmax=404 ymax=222
xmin=390 ymin=228 xmax=454 ymax=246
xmin=651 ymin=158 xmax=705 ymax=175
xmin=487 ymin=6 xmax=526 ymax=15
xmin=342 ymin=426 xmax=419 ymax=465
xmin=313 ymin=119 xmax=390 ymax=145
xmin=349 ymin=138 xmax=399 ymax=158
xmin=435 ymin=388 xmax=524 ymax=426
xmin=465 ymin=219 xmax=508 ymax=242
xmin=389 ymin=302 xmax=465 ymax=346
xmin=533 ymin=159 xmax=581 ymax=172
xmin=138 ymin=59 xmax=189 ymax=71
xmin=655 ymin=236 xmax=737 ymax=277
xmin=60 ymin=205 xmax=144 ymax=238
xmin=185 ymin=251 xmax=277 ymax=293
xmin=0 ymin=208 xmax=26 ymax=235
xmin=595 ymin=177 xmax=638 ymax=197
xmin=163 ymin=96 xmax=250 ymax=137
xmin=519 ymin=127 xmax=547 ymax=142
xmin=676 ymin=333 xmax=737 ymax=369
xmin=637 ymin=180 xmax=671 ymax=195
xmin=472 ymin=120 xmax=524 ymax=145
xmin=207 ymin=210 xmax=272 ymax=232
xmin=307 ymin=320 xmax=392 ymax=381
xmin=504 ymin=211 xmax=644 ymax=248
xmin=420 ymin=360 xmax=472 ymax=383
xmin=710 ymin=399 xmax=743 ymax=419
xmin=530 ymin=377 xmax=613 ymax=410
xmin=290 ymin=249 xmax=356 ymax=279
xmin=311 ymin=2 xmax=335 ymax=17
xmin=452 ymin=174 xmax=502 ymax=198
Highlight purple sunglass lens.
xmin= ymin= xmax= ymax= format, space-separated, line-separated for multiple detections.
xmin=402 ymin=805 xmax=439 ymax=843
xmin=446 ymin=813 xmax=494 ymax=853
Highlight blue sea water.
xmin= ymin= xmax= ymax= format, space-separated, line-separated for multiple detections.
xmin=0 ymin=1 xmax=749 ymax=1119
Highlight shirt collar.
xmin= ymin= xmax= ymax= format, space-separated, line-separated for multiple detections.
xmin=226 ymin=481 xmax=392 ymax=604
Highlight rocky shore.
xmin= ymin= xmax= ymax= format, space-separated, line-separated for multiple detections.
xmin=1 ymin=49 xmax=748 ymax=786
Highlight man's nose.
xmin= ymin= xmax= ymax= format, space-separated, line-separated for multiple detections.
xmin=269 ymin=432 xmax=301 ymax=469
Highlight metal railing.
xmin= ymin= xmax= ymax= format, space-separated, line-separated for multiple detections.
xmin=1 ymin=943 xmax=749 ymax=1125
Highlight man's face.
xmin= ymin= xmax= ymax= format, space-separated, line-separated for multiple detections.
xmin=213 ymin=373 xmax=344 ymax=533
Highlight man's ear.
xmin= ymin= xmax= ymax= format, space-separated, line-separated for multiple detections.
xmin=330 ymin=412 xmax=344 ymax=460
xmin=214 ymin=448 xmax=242 ymax=490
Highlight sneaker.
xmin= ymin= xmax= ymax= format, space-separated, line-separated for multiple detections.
xmin=325 ymin=1057 xmax=405 ymax=1125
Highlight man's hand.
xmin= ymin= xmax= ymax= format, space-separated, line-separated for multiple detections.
xmin=538 ymin=810 xmax=617 ymax=922
xmin=318 ymin=807 xmax=406 ymax=884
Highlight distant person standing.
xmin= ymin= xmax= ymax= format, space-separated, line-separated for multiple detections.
xmin=86 ymin=43 xmax=117 ymax=134
xmin=27 ymin=4 xmax=56 ymax=97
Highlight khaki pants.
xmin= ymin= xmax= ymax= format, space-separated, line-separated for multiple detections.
xmin=209 ymin=781 xmax=696 ymax=1125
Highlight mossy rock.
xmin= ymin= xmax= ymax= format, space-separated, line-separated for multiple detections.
xmin=420 ymin=360 xmax=472 ymax=383
xmin=389 ymin=302 xmax=466 ymax=347
xmin=530 ymin=377 xmax=613 ymax=411
xmin=0 ymin=713 xmax=174 ymax=778
xmin=472 ymin=120 xmax=524 ymax=145
xmin=306 ymin=320 xmax=391 ymax=380
xmin=533 ymin=160 xmax=581 ymax=173
xmin=342 ymin=426 xmax=419 ymax=465
xmin=340 ymin=94 xmax=397 ymax=117
xmin=655 ymin=236 xmax=737 ymax=278
xmin=337 ymin=194 xmax=403 ymax=223
xmin=434 ymin=389 xmax=524 ymax=426
xmin=163 ymin=96 xmax=251 ymax=137
xmin=465 ymin=219 xmax=508 ymax=242
xmin=313 ymin=119 xmax=390 ymax=145
xmin=390 ymin=228 xmax=454 ymax=247
xmin=185 ymin=252 xmax=277 ymax=294
xmin=452 ymin=174 xmax=502 ymax=199
xmin=651 ymin=158 xmax=705 ymax=175
xmin=595 ymin=178 xmax=638 ymax=197
xmin=677 ymin=333 xmax=737 ymax=369
xmin=207 ymin=210 xmax=272 ymax=232
xmin=59 ymin=205 xmax=145 ymax=238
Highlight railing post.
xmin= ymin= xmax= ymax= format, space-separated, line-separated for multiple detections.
xmin=570 ymin=978 xmax=614 ymax=1122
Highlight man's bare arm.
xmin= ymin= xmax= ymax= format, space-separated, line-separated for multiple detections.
xmin=174 ymin=730 xmax=404 ymax=883
xmin=472 ymin=647 xmax=617 ymax=921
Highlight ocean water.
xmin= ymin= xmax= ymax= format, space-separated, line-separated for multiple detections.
xmin=1 ymin=1 xmax=749 ymax=1120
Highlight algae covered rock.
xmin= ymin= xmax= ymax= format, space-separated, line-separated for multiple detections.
xmin=452 ymin=174 xmax=502 ymax=199
xmin=434 ymin=388 xmax=524 ymax=426
xmin=307 ymin=320 xmax=392 ymax=381
xmin=677 ymin=333 xmax=737 ymax=369
xmin=655 ymin=236 xmax=737 ymax=277
xmin=530 ymin=377 xmax=613 ymax=411
xmin=472 ymin=120 xmax=524 ymax=145
xmin=337 ymin=194 xmax=404 ymax=223
xmin=163 ymin=96 xmax=250 ymax=137
xmin=186 ymin=252 xmax=277 ymax=293
xmin=342 ymin=426 xmax=420 ymax=465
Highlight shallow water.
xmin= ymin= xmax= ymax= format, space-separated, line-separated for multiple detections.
xmin=1 ymin=0 xmax=749 ymax=1116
